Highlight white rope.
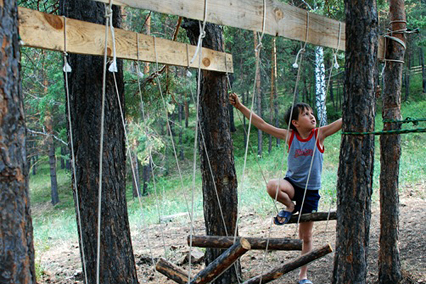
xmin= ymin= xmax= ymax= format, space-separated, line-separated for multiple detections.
xmin=96 ymin=2 xmax=113 ymax=283
xmin=186 ymin=10 xmax=209 ymax=281
xmin=134 ymin=33 xmax=161 ymax=281
xmin=63 ymin=15 xmax=88 ymax=284
xmin=151 ymin=36 xmax=175 ymax=258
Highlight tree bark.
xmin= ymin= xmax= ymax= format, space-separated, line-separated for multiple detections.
xmin=183 ymin=20 xmax=240 ymax=284
xmin=60 ymin=1 xmax=138 ymax=283
xmin=0 ymin=0 xmax=36 ymax=282
xmin=315 ymin=46 xmax=327 ymax=126
xmin=332 ymin=0 xmax=378 ymax=282
xmin=378 ymin=0 xmax=406 ymax=282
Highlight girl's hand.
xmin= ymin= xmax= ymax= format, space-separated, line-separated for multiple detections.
xmin=229 ymin=93 xmax=241 ymax=109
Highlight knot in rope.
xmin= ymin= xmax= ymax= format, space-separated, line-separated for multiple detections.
xmin=255 ymin=42 xmax=263 ymax=54
xmin=104 ymin=6 xmax=113 ymax=18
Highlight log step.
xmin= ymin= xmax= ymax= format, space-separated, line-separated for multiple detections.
xmin=188 ymin=235 xmax=302 ymax=251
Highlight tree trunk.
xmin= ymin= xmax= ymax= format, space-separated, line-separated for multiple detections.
xmin=420 ymin=47 xmax=426 ymax=93
xmin=404 ymin=49 xmax=411 ymax=102
xmin=60 ymin=1 xmax=138 ymax=283
xmin=179 ymin=93 xmax=185 ymax=160
xmin=183 ymin=20 xmax=240 ymax=284
xmin=60 ymin=146 xmax=66 ymax=169
xmin=253 ymin=31 xmax=263 ymax=156
xmin=185 ymin=96 xmax=189 ymax=128
xmin=315 ymin=46 xmax=327 ymax=126
xmin=332 ymin=0 xmax=378 ymax=282
xmin=48 ymin=136 xmax=59 ymax=205
xmin=0 ymin=0 xmax=36 ymax=282
xmin=131 ymin=149 xmax=141 ymax=198
xmin=269 ymin=38 xmax=277 ymax=153
xmin=45 ymin=114 xmax=59 ymax=205
xmin=242 ymin=91 xmax=247 ymax=147
xmin=378 ymin=1 xmax=405 ymax=282
xmin=142 ymin=157 xmax=152 ymax=196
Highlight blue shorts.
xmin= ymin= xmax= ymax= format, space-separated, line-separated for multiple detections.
xmin=284 ymin=177 xmax=320 ymax=214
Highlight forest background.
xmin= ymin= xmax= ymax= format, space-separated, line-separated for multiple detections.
xmin=18 ymin=0 xmax=425 ymax=281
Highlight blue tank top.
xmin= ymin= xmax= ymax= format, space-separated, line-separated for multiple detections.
xmin=285 ymin=128 xmax=324 ymax=190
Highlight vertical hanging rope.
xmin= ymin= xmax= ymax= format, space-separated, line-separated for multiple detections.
xmin=187 ymin=1 xmax=209 ymax=280
xmin=134 ymin=33 xmax=160 ymax=281
xmin=63 ymin=16 xmax=88 ymax=284
xmin=96 ymin=1 xmax=113 ymax=283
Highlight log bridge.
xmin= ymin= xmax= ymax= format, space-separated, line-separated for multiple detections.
xmin=156 ymin=238 xmax=332 ymax=284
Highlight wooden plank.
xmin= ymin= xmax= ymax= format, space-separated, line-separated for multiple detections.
xmin=95 ymin=0 xmax=345 ymax=51
xmin=18 ymin=7 xmax=233 ymax=73
xmin=95 ymin=0 xmax=385 ymax=59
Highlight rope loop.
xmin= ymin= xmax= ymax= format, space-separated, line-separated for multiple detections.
xmin=104 ymin=6 xmax=113 ymax=18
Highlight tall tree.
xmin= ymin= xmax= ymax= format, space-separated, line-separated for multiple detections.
xmin=0 ymin=0 xmax=36 ymax=282
xmin=253 ymin=31 xmax=263 ymax=156
xmin=45 ymin=112 xmax=59 ymax=205
xmin=378 ymin=0 xmax=406 ymax=282
xmin=315 ymin=46 xmax=327 ymax=126
xmin=183 ymin=20 xmax=240 ymax=284
xmin=332 ymin=0 xmax=378 ymax=282
xmin=60 ymin=1 xmax=138 ymax=283
xmin=420 ymin=47 xmax=426 ymax=93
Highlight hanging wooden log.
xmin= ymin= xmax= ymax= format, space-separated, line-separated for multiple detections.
xmin=242 ymin=244 xmax=333 ymax=284
xmin=156 ymin=258 xmax=189 ymax=284
xmin=190 ymin=237 xmax=251 ymax=284
xmin=188 ymin=235 xmax=302 ymax=251
xmin=287 ymin=211 xmax=337 ymax=223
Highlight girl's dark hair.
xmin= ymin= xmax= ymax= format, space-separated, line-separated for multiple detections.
xmin=284 ymin=103 xmax=312 ymax=131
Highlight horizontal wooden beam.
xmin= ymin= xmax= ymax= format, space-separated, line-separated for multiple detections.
xmin=18 ymin=7 xmax=233 ymax=73
xmin=188 ymin=235 xmax=303 ymax=251
xmin=94 ymin=0 xmax=385 ymax=59
xmin=95 ymin=0 xmax=345 ymax=51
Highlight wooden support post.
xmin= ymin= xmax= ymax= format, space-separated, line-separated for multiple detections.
xmin=287 ymin=211 xmax=337 ymax=224
xmin=188 ymin=235 xmax=302 ymax=251
xmin=156 ymin=258 xmax=189 ymax=284
xmin=190 ymin=238 xmax=251 ymax=284
xmin=242 ymin=244 xmax=333 ymax=284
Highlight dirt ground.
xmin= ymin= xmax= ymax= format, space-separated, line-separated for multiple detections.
xmin=38 ymin=186 xmax=425 ymax=284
